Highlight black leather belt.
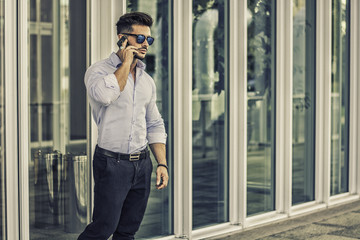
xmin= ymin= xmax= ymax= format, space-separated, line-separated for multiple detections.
xmin=95 ymin=145 xmax=149 ymax=161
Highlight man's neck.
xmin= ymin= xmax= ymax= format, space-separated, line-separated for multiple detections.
xmin=130 ymin=59 xmax=138 ymax=75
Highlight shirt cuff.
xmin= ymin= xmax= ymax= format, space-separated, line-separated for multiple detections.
xmin=147 ymin=132 xmax=167 ymax=145
xmin=103 ymin=74 xmax=120 ymax=92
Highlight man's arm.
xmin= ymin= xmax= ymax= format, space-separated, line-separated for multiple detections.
xmin=113 ymin=59 xmax=131 ymax=91
xmin=85 ymin=68 xmax=121 ymax=106
xmin=114 ymin=38 xmax=139 ymax=91
xmin=146 ymin=77 xmax=168 ymax=189
xmin=149 ymin=143 xmax=168 ymax=190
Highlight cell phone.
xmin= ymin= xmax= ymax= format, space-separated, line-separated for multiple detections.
xmin=117 ymin=35 xmax=129 ymax=48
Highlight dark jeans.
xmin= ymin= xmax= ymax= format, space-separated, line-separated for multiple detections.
xmin=78 ymin=149 xmax=153 ymax=240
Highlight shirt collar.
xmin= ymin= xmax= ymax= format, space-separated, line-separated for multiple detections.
xmin=110 ymin=52 xmax=147 ymax=70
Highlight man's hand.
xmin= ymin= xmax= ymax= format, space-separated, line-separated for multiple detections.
xmin=116 ymin=38 xmax=139 ymax=64
xmin=149 ymin=143 xmax=168 ymax=190
xmin=156 ymin=165 xmax=168 ymax=190
xmin=114 ymin=37 xmax=139 ymax=91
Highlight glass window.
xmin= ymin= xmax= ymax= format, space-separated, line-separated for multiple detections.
xmin=28 ymin=1 xmax=89 ymax=239
xmin=247 ymin=0 xmax=276 ymax=216
xmin=292 ymin=0 xmax=316 ymax=205
xmin=40 ymin=0 xmax=52 ymax=22
xmin=330 ymin=0 xmax=350 ymax=196
xmin=0 ymin=0 xmax=5 ymax=238
xmin=192 ymin=0 xmax=229 ymax=229
xmin=126 ymin=1 xmax=173 ymax=238
xmin=30 ymin=0 xmax=37 ymax=22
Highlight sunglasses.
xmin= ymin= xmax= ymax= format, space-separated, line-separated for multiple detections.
xmin=121 ymin=33 xmax=155 ymax=45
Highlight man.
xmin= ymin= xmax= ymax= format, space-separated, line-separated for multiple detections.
xmin=78 ymin=12 xmax=168 ymax=240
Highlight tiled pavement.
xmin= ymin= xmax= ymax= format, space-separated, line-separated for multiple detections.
xmin=208 ymin=199 xmax=360 ymax=240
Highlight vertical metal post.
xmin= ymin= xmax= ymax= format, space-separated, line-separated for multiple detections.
xmin=228 ymin=0 xmax=239 ymax=226
xmin=4 ymin=0 xmax=19 ymax=238
xmin=276 ymin=0 xmax=293 ymax=215
xmin=349 ymin=0 xmax=359 ymax=195
xmin=232 ymin=0 xmax=248 ymax=228
xmin=315 ymin=0 xmax=332 ymax=205
xmin=18 ymin=0 xmax=30 ymax=238
xmin=173 ymin=0 xmax=193 ymax=238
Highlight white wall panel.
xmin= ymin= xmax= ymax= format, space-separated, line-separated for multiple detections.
xmin=275 ymin=0 xmax=293 ymax=215
xmin=4 ymin=0 xmax=19 ymax=239
xmin=349 ymin=0 xmax=359 ymax=195
xmin=173 ymin=0 xmax=193 ymax=239
xmin=315 ymin=0 xmax=332 ymax=205
xmin=18 ymin=0 xmax=29 ymax=238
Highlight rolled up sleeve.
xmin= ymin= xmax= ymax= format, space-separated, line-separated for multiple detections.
xmin=85 ymin=68 xmax=120 ymax=106
xmin=146 ymin=87 xmax=167 ymax=145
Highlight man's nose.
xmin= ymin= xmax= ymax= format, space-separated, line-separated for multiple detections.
xmin=142 ymin=39 xmax=149 ymax=47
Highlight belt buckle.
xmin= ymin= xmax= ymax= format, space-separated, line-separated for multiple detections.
xmin=129 ymin=153 xmax=140 ymax=161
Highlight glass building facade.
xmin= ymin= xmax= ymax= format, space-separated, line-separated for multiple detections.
xmin=28 ymin=1 xmax=88 ymax=239
xmin=292 ymin=0 xmax=316 ymax=205
xmin=0 ymin=0 xmax=360 ymax=239
xmin=330 ymin=0 xmax=350 ymax=196
xmin=246 ymin=0 xmax=276 ymax=216
xmin=192 ymin=0 xmax=229 ymax=228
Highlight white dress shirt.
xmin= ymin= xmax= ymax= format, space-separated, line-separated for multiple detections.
xmin=85 ymin=52 xmax=167 ymax=153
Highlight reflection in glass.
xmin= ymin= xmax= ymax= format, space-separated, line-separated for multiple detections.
xmin=331 ymin=0 xmax=350 ymax=195
xmin=292 ymin=0 xmax=316 ymax=205
xmin=247 ymin=0 xmax=276 ymax=216
xmin=30 ymin=0 xmax=36 ymax=21
xmin=41 ymin=35 xmax=53 ymax=141
xmin=0 ymin=0 xmax=5 ymax=238
xmin=192 ymin=0 xmax=229 ymax=229
xmin=30 ymin=35 xmax=39 ymax=142
xmin=127 ymin=1 xmax=173 ymax=238
xmin=28 ymin=1 xmax=89 ymax=239
xmin=40 ymin=0 xmax=52 ymax=22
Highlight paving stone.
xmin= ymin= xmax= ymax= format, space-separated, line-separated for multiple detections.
xmin=308 ymin=235 xmax=358 ymax=240
xmin=330 ymin=224 xmax=360 ymax=239
xmin=318 ymin=212 xmax=360 ymax=227
xmin=265 ymin=224 xmax=343 ymax=240
xmin=257 ymin=236 xmax=291 ymax=240
xmin=208 ymin=201 xmax=360 ymax=240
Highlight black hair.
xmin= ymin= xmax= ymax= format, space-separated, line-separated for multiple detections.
xmin=116 ymin=12 xmax=153 ymax=34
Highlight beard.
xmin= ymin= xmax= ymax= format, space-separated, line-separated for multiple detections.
xmin=134 ymin=51 xmax=146 ymax=60
xmin=134 ymin=47 xmax=147 ymax=60
xmin=134 ymin=54 xmax=145 ymax=60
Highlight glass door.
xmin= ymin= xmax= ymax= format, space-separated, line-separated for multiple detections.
xmin=330 ymin=0 xmax=350 ymax=196
xmin=292 ymin=0 xmax=316 ymax=205
xmin=246 ymin=0 xmax=276 ymax=216
xmin=28 ymin=0 xmax=89 ymax=238
xmin=192 ymin=0 xmax=229 ymax=229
